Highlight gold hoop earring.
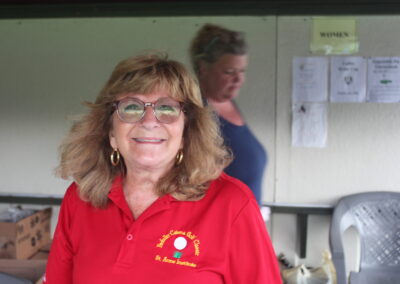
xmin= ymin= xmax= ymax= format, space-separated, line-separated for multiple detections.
xmin=110 ymin=148 xmax=120 ymax=166
xmin=175 ymin=150 xmax=183 ymax=166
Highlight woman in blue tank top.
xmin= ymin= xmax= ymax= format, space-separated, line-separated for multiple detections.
xmin=189 ymin=24 xmax=267 ymax=204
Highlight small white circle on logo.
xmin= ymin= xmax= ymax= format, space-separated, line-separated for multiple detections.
xmin=174 ymin=236 xmax=187 ymax=250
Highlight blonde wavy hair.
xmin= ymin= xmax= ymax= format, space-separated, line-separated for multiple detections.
xmin=189 ymin=23 xmax=247 ymax=75
xmin=57 ymin=52 xmax=231 ymax=208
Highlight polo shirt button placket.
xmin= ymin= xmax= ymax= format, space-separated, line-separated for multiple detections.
xmin=115 ymin=232 xmax=137 ymax=265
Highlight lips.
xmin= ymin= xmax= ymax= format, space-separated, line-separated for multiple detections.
xmin=133 ymin=138 xmax=165 ymax=143
xmin=230 ymin=85 xmax=241 ymax=90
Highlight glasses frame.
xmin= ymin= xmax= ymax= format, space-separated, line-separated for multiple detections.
xmin=112 ymin=97 xmax=184 ymax=124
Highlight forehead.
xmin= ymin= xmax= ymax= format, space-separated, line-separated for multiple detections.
xmin=214 ymin=54 xmax=248 ymax=69
xmin=109 ymin=66 xmax=191 ymax=103
xmin=116 ymin=88 xmax=174 ymax=102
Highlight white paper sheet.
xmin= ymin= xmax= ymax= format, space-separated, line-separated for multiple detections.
xmin=330 ymin=56 xmax=366 ymax=102
xmin=292 ymin=57 xmax=328 ymax=103
xmin=292 ymin=102 xmax=327 ymax=148
xmin=367 ymin=57 xmax=400 ymax=103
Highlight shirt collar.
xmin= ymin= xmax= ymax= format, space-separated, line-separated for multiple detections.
xmin=107 ymin=175 xmax=132 ymax=218
xmin=107 ymin=175 xmax=176 ymax=220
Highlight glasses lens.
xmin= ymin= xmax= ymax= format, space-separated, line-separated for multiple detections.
xmin=117 ymin=98 xmax=144 ymax=123
xmin=154 ymin=98 xmax=181 ymax=123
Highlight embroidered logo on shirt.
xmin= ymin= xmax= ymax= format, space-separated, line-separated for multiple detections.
xmin=155 ymin=229 xmax=200 ymax=268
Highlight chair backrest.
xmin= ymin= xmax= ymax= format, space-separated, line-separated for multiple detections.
xmin=329 ymin=191 xmax=400 ymax=284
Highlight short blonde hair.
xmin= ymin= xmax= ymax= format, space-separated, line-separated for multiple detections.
xmin=57 ymin=52 xmax=231 ymax=208
xmin=189 ymin=23 xmax=247 ymax=75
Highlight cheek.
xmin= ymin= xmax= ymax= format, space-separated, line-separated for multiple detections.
xmin=109 ymin=118 xmax=117 ymax=149
xmin=174 ymin=121 xmax=185 ymax=149
xmin=109 ymin=116 xmax=130 ymax=149
xmin=109 ymin=135 xmax=117 ymax=149
xmin=217 ymin=77 xmax=231 ymax=88
xmin=178 ymin=130 xmax=185 ymax=148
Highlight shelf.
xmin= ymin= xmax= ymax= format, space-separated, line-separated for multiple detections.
xmin=264 ymin=202 xmax=334 ymax=258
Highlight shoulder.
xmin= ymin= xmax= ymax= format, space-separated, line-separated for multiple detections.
xmin=63 ymin=182 xmax=79 ymax=200
xmin=206 ymin=172 xmax=257 ymax=207
xmin=201 ymin=173 xmax=264 ymax=229
xmin=60 ymin=182 xmax=86 ymax=211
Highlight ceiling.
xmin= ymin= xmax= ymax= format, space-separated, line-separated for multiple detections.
xmin=1 ymin=0 xmax=400 ymax=18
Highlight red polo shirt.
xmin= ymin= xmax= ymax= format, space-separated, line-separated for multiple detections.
xmin=44 ymin=173 xmax=282 ymax=284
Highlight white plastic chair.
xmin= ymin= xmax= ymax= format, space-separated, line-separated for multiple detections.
xmin=0 ymin=272 xmax=32 ymax=284
xmin=329 ymin=191 xmax=400 ymax=284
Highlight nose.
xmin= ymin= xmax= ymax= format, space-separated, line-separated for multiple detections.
xmin=233 ymin=71 xmax=245 ymax=85
xmin=140 ymin=105 xmax=159 ymax=128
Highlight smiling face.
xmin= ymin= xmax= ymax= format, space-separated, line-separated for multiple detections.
xmin=109 ymin=89 xmax=185 ymax=174
xmin=199 ymin=54 xmax=248 ymax=102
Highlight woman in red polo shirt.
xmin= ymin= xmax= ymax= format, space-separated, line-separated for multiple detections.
xmin=44 ymin=53 xmax=282 ymax=284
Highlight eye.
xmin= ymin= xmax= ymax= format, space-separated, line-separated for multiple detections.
xmin=123 ymin=103 xmax=142 ymax=113
xmin=224 ymin=69 xmax=236 ymax=75
xmin=157 ymin=104 xmax=178 ymax=113
xmin=155 ymin=98 xmax=181 ymax=115
xmin=119 ymin=99 xmax=144 ymax=116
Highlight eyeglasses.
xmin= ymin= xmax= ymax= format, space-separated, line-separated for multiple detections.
xmin=113 ymin=97 xmax=183 ymax=124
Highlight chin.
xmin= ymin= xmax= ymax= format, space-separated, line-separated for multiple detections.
xmin=223 ymin=93 xmax=239 ymax=101
xmin=212 ymin=92 xmax=234 ymax=102
xmin=136 ymin=158 xmax=174 ymax=170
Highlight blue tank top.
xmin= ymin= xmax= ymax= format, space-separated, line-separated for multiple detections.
xmin=219 ymin=116 xmax=268 ymax=204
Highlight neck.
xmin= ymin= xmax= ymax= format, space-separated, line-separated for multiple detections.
xmin=206 ymin=96 xmax=233 ymax=106
xmin=206 ymin=97 xmax=244 ymax=126
xmin=206 ymin=98 xmax=235 ymax=113
xmin=123 ymin=164 xmax=170 ymax=194
xmin=123 ymin=169 xmax=162 ymax=219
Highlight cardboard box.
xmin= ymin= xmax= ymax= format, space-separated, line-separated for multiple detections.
xmin=0 ymin=249 xmax=48 ymax=284
xmin=0 ymin=208 xmax=52 ymax=259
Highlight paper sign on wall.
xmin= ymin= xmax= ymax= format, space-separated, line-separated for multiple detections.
xmin=367 ymin=57 xmax=400 ymax=103
xmin=310 ymin=18 xmax=359 ymax=55
xmin=330 ymin=56 xmax=366 ymax=102
xmin=292 ymin=102 xmax=327 ymax=148
xmin=292 ymin=57 xmax=328 ymax=103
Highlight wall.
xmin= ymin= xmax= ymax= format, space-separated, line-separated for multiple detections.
xmin=1 ymin=15 xmax=400 ymax=272
xmin=276 ymin=17 xmax=400 ymax=205
xmin=273 ymin=16 xmax=400 ymax=270
xmin=0 ymin=16 xmax=276 ymax=199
